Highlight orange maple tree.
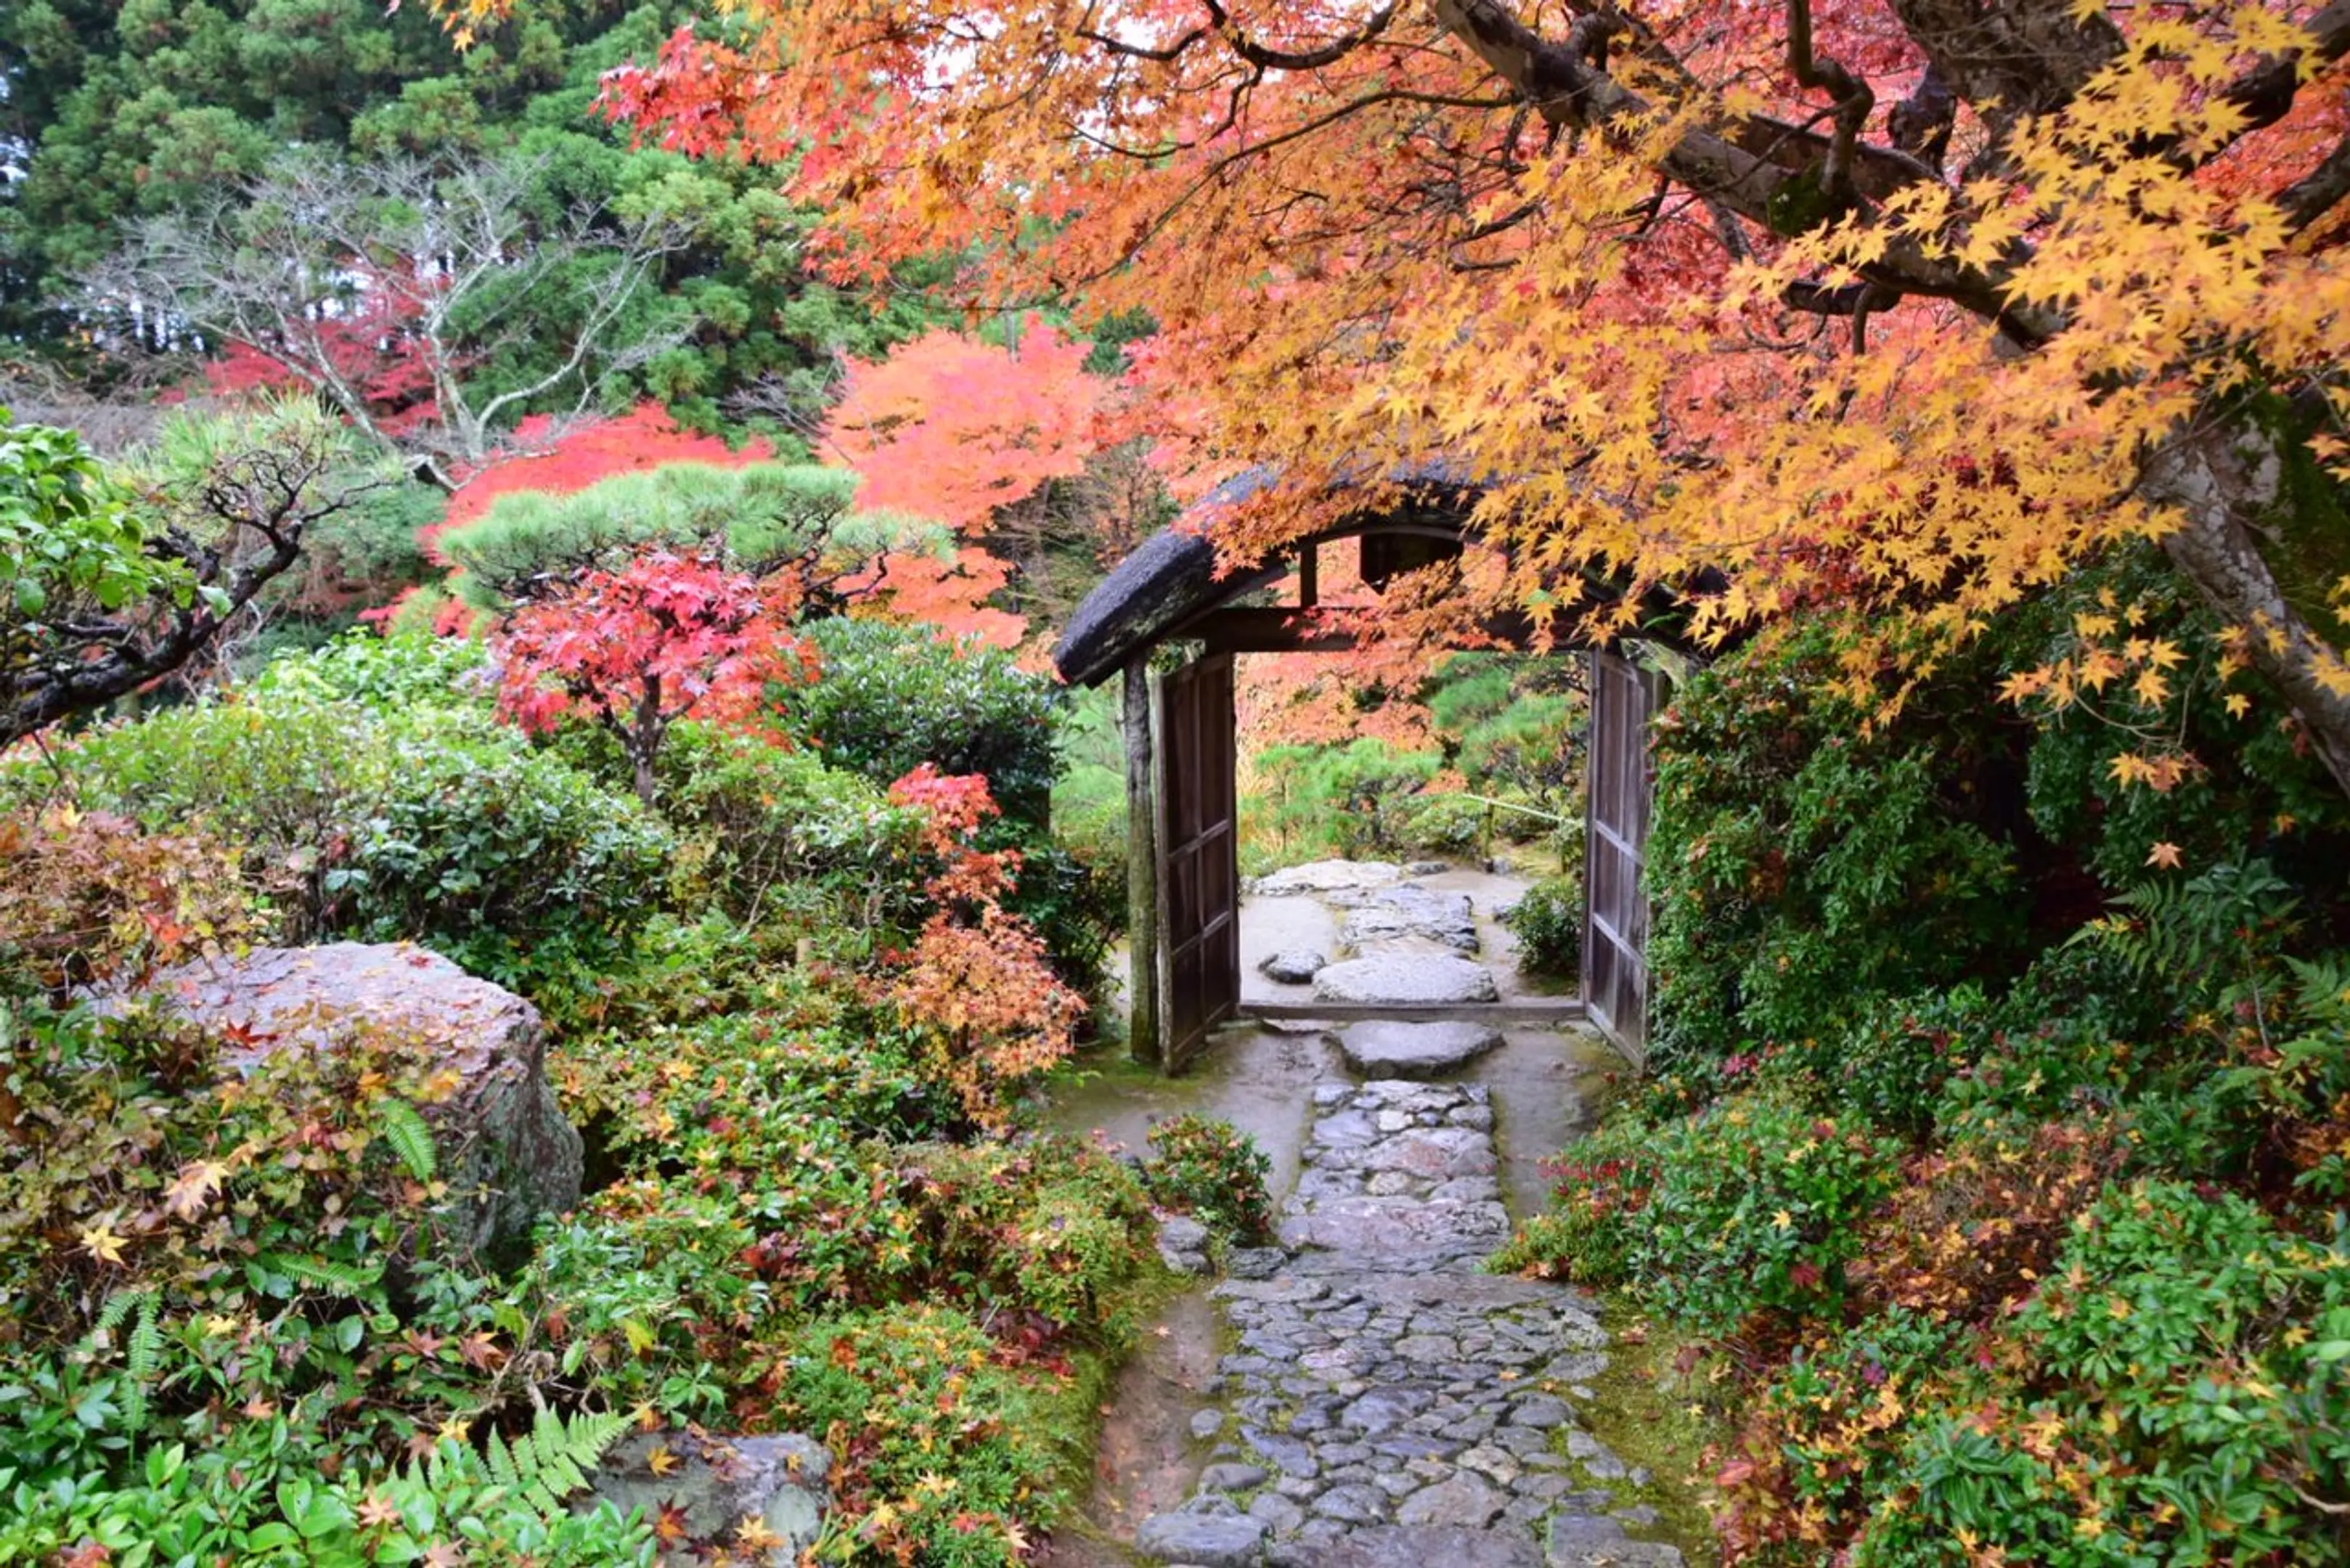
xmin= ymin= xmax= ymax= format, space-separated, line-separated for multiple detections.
xmin=880 ymin=765 xmax=1083 ymax=1129
xmin=823 ymin=327 xmax=1106 ymax=531
xmin=446 ymin=0 xmax=2350 ymax=795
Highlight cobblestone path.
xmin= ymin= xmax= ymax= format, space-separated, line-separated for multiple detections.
xmin=1133 ymin=1078 xmax=1686 ymax=1568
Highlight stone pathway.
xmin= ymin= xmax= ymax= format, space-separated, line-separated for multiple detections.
xmin=1133 ymin=1077 xmax=1686 ymax=1568
xmin=1245 ymin=860 xmax=1525 ymax=1009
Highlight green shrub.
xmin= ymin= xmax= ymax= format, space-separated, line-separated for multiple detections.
xmin=1140 ymin=1114 xmax=1275 ymax=1246
xmin=786 ymin=1304 xmax=1057 ymax=1568
xmin=16 ymin=687 xmax=671 ymax=993
xmin=1500 ymin=1090 xmax=1901 ymax=1334
xmin=0 ymin=1418 xmax=653 ymax=1567
xmin=1502 ymin=875 xmax=1581 ymax=976
xmin=1427 ymin=654 xmax=1582 ymax=819
xmin=780 ymin=620 xmax=1125 ymax=986
xmin=1646 ymin=621 xmax=2025 ymax=1062
xmin=558 ymin=718 xmax=921 ymax=926
xmin=788 ymin=617 xmax=1061 ymax=824
xmin=333 ymin=724 xmax=671 ymax=991
xmin=0 ymin=1001 xmax=624 ymax=1559
xmin=254 ymin=628 xmax=489 ymax=712
xmin=891 ymin=1137 xmax=1155 ymax=1328
xmin=1853 ymin=1183 xmax=2350 ymax=1565
xmin=533 ymin=1193 xmax=767 ymax=1422
xmin=1049 ymin=684 xmax=1127 ymax=865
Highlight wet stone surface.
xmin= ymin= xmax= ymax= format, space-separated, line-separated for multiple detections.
xmin=1134 ymin=1079 xmax=1684 ymax=1566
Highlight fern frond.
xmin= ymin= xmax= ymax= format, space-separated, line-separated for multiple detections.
xmin=266 ymin=1252 xmax=383 ymax=1296
xmin=378 ymin=1100 xmax=438 ymax=1183
xmin=92 ymin=1289 xmax=162 ymax=1431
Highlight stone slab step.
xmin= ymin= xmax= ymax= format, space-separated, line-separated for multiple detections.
xmin=1313 ymin=955 xmax=1501 ymax=1006
xmin=1339 ymin=1020 xmax=1505 ymax=1079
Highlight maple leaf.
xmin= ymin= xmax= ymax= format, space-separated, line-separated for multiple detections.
xmin=163 ymin=1159 xmax=227 ymax=1223
xmin=2146 ymin=841 xmax=2185 ymax=869
xmin=77 ymin=1220 xmax=129 ymax=1266
xmin=648 ymin=1443 xmax=682 ymax=1477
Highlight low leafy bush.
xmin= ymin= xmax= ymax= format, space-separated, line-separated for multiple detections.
xmin=1646 ymin=636 xmax=2024 ymax=1057
xmin=1498 ymin=1091 xmax=1901 ymax=1334
xmin=13 ymin=690 xmax=671 ymax=994
xmin=1502 ymin=875 xmax=1581 ymax=976
xmin=1140 ymin=1114 xmax=1275 ymax=1246
xmin=254 ymin=627 xmax=489 ymax=712
xmin=1847 ymin=1117 xmax=2126 ymax=1323
xmin=0 ymin=808 xmax=257 ymax=999
xmin=338 ymin=724 xmax=672 ymax=989
xmin=1249 ymin=738 xmax=1440 ymax=862
xmin=630 ymin=719 xmax=918 ymax=924
xmin=786 ymin=1305 xmax=1056 ymax=1568
xmin=0 ymin=1003 xmax=649 ymax=1564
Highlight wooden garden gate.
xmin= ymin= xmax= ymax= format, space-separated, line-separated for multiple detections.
xmin=1584 ymin=648 xmax=1665 ymax=1053
xmin=1156 ymin=652 xmax=1240 ymax=1069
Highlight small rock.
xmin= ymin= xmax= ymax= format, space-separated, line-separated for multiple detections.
xmin=1192 ymin=1409 xmax=1228 ymax=1442
xmin=1225 ymin=1247 xmax=1287 ymax=1281
xmin=1258 ymin=947 xmax=1330 ymax=984
xmin=1509 ymin=1393 xmax=1571 ymax=1429
xmin=1396 ymin=1473 xmax=1504 ymax=1530
xmin=590 ymin=1429 xmax=828 ymax=1565
xmin=1248 ymin=1491 xmax=1307 ymax=1534
xmin=1159 ymin=1214 xmax=1215 ymax=1275
xmin=1313 ymin=1484 xmax=1387 ymax=1524
xmin=1201 ymin=1462 xmax=1270 ymax=1494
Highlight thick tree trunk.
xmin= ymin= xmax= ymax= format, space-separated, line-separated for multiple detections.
xmin=2142 ymin=424 xmax=2350 ymax=801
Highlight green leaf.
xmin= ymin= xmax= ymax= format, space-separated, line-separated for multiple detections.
xmin=13 ymin=577 xmax=43 ymax=614
xmin=377 ymin=1101 xmax=437 ymax=1183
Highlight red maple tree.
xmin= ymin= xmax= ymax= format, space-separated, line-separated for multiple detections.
xmin=494 ymin=552 xmax=812 ymax=804
xmin=204 ymin=261 xmax=444 ymax=441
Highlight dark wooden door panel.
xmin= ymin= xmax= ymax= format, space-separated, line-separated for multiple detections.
xmin=1158 ymin=653 xmax=1239 ymax=1069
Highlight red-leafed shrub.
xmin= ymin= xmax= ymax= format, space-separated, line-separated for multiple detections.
xmin=494 ymin=552 xmax=813 ymax=805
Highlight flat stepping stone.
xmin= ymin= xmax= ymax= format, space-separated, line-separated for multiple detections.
xmin=1135 ymin=1506 xmax=1268 ymax=1565
xmin=1340 ymin=1021 xmax=1504 ymax=1079
xmin=1255 ymin=859 xmax=1403 ymax=896
xmin=1275 ymin=1524 xmax=1544 ymax=1567
xmin=1314 ymin=955 xmax=1499 ymax=1006
xmin=1341 ymin=886 xmax=1481 ymax=956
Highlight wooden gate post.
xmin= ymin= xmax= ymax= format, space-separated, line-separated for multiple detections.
xmin=1122 ymin=657 xmax=1162 ymax=1069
